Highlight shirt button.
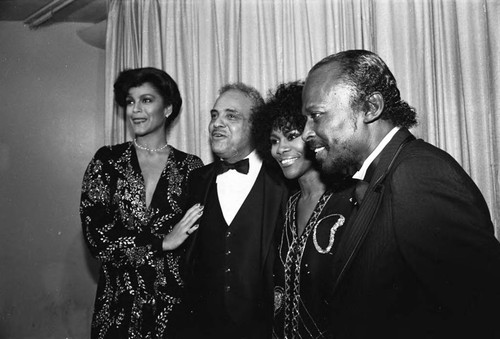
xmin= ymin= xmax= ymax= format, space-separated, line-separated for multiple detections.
xmin=225 ymin=286 xmax=231 ymax=292
xmin=226 ymin=250 xmax=231 ymax=255
xmin=225 ymin=268 xmax=231 ymax=273
xmin=226 ymin=231 xmax=231 ymax=237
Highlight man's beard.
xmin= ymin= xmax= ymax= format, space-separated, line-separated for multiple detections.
xmin=319 ymin=144 xmax=358 ymax=175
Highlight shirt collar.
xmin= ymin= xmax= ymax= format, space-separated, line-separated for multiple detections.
xmin=352 ymin=126 xmax=401 ymax=181
xmin=242 ymin=149 xmax=262 ymax=176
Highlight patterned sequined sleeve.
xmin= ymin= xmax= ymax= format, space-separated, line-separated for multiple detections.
xmin=79 ymin=146 xmax=164 ymax=264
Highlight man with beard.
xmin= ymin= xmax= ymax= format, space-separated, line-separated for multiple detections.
xmin=301 ymin=49 xmax=500 ymax=339
xmin=183 ymin=83 xmax=288 ymax=338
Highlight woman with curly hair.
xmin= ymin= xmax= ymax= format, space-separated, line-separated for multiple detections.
xmin=253 ymin=81 xmax=355 ymax=338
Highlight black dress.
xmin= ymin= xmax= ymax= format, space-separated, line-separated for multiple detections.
xmin=273 ymin=188 xmax=355 ymax=339
xmin=80 ymin=142 xmax=203 ymax=339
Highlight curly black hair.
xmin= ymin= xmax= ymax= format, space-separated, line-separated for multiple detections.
xmin=113 ymin=67 xmax=182 ymax=128
xmin=252 ymin=81 xmax=305 ymax=162
xmin=311 ymin=50 xmax=417 ymax=128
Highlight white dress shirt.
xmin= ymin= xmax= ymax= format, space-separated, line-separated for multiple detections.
xmin=216 ymin=150 xmax=263 ymax=225
xmin=352 ymin=126 xmax=401 ymax=181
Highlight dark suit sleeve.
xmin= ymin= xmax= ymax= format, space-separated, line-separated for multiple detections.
xmin=390 ymin=150 xmax=500 ymax=324
xmin=186 ymin=166 xmax=207 ymax=207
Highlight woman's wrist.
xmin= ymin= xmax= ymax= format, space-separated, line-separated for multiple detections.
xmin=162 ymin=236 xmax=171 ymax=251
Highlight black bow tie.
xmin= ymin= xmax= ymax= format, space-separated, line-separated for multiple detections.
xmin=218 ymin=158 xmax=250 ymax=175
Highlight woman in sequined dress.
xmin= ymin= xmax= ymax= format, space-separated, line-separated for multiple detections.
xmin=253 ymin=81 xmax=355 ymax=339
xmin=80 ymin=67 xmax=203 ymax=339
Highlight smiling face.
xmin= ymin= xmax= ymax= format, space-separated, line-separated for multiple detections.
xmin=209 ymin=89 xmax=255 ymax=163
xmin=125 ymin=82 xmax=171 ymax=137
xmin=270 ymin=128 xmax=313 ymax=180
xmin=302 ymin=64 xmax=366 ymax=174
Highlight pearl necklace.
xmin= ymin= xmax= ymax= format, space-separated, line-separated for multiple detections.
xmin=133 ymin=138 xmax=168 ymax=152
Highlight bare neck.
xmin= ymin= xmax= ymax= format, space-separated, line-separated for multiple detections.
xmin=135 ymin=131 xmax=168 ymax=149
xmin=298 ymin=169 xmax=326 ymax=198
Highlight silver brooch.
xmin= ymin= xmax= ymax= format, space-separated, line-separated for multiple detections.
xmin=312 ymin=214 xmax=345 ymax=254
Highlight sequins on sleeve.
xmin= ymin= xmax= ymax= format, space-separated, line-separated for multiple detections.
xmin=80 ymin=146 xmax=162 ymax=265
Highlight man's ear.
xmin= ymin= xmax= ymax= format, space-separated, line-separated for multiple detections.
xmin=363 ymin=92 xmax=384 ymax=124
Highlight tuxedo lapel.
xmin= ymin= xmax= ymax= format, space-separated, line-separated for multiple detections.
xmin=368 ymin=129 xmax=414 ymax=188
xmin=185 ymin=163 xmax=218 ymax=266
xmin=260 ymin=166 xmax=287 ymax=271
xmin=330 ymin=128 xmax=415 ymax=296
xmin=197 ymin=164 xmax=218 ymax=206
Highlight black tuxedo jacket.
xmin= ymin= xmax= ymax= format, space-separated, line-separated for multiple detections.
xmin=183 ymin=160 xmax=288 ymax=336
xmin=328 ymin=128 xmax=500 ymax=339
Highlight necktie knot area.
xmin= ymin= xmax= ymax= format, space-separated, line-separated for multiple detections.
xmin=218 ymin=158 xmax=249 ymax=175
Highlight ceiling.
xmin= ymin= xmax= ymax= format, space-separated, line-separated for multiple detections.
xmin=0 ymin=0 xmax=107 ymax=24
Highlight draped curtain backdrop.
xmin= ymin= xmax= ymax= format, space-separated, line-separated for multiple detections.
xmin=104 ymin=0 xmax=500 ymax=236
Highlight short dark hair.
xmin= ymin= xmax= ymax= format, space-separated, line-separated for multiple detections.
xmin=311 ymin=50 xmax=417 ymax=128
xmin=113 ymin=67 xmax=182 ymax=127
xmin=252 ymin=80 xmax=305 ymax=161
xmin=218 ymin=82 xmax=264 ymax=119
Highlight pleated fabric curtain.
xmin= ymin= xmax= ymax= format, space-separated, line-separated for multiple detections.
xmin=105 ymin=0 xmax=165 ymax=144
xmin=104 ymin=0 xmax=499 ymax=236
xmin=105 ymin=0 xmax=373 ymax=161
xmin=372 ymin=0 xmax=500 ymax=236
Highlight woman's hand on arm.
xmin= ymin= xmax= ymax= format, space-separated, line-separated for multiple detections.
xmin=162 ymin=204 xmax=204 ymax=251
